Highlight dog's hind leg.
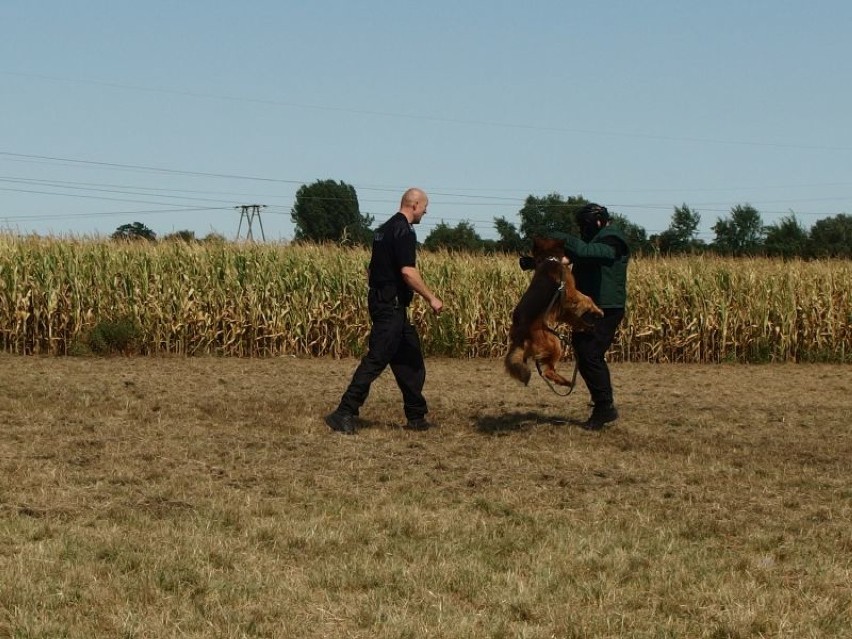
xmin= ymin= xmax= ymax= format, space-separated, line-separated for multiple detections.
xmin=539 ymin=364 xmax=573 ymax=387
xmin=535 ymin=334 xmax=573 ymax=387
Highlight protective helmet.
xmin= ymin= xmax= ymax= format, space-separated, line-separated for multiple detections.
xmin=576 ymin=203 xmax=609 ymax=226
xmin=576 ymin=203 xmax=609 ymax=240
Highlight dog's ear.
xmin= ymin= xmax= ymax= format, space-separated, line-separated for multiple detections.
xmin=531 ymin=236 xmax=543 ymax=258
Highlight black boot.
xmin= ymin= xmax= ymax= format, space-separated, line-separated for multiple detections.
xmin=582 ymin=403 xmax=619 ymax=431
xmin=325 ymin=410 xmax=356 ymax=434
xmin=403 ymin=417 xmax=434 ymax=431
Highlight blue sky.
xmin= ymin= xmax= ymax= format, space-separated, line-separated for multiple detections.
xmin=2 ymin=1 xmax=850 ymax=242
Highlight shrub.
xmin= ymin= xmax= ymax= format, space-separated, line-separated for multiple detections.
xmin=87 ymin=317 xmax=142 ymax=355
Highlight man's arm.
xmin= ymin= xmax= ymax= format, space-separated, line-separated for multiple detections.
xmin=549 ymin=232 xmax=619 ymax=262
xmin=401 ymin=266 xmax=444 ymax=314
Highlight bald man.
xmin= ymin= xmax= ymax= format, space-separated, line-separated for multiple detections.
xmin=325 ymin=187 xmax=444 ymax=434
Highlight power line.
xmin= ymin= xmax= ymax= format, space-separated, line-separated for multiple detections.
xmin=2 ymin=151 xmax=848 ymax=237
xmin=0 ymin=185 xmax=239 ymax=212
xmin=0 ymin=151 xmax=523 ymax=204
xmin=0 ymin=151 xmax=309 ymax=185
xmin=0 ymin=178 xmax=243 ymax=207
xmin=0 ymin=176 xmax=256 ymax=201
xmin=0 ymin=151 xmax=534 ymax=204
xmin=0 ymin=206 xmax=229 ymax=223
xmin=5 ymin=71 xmax=852 ymax=152
xmin=3 ymin=151 xmax=851 ymax=210
xmin=3 ymin=176 xmax=845 ymax=220
xmin=2 ymin=191 xmax=844 ymax=230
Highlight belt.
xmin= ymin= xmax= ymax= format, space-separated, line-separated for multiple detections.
xmin=369 ymin=287 xmax=406 ymax=309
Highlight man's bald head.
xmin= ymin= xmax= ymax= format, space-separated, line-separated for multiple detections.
xmin=399 ymin=187 xmax=429 ymax=224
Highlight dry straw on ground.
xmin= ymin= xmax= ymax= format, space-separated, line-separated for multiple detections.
xmin=1 ymin=355 xmax=850 ymax=638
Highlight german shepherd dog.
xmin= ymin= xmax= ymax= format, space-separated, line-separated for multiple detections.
xmin=505 ymin=237 xmax=604 ymax=386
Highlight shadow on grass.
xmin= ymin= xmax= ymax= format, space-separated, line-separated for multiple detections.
xmin=475 ymin=411 xmax=585 ymax=434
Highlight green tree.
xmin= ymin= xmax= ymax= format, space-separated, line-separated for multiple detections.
xmin=809 ymin=213 xmax=852 ymax=258
xmin=498 ymin=193 xmax=648 ymax=254
xmin=610 ymin=213 xmax=652 ymax=255
xmin=764 ymin=214 xmax=809 ymax=259
xmin=162 ymin=229 xmax=197 ymax=243
xmin=202 ymin=232 xmax=227 ymax=244
xmin=712 ymin=204 xmax=765 ymax=255
xmin=518 ymin=193 xmax=588 ymax=239
xmin=290 ymin=179 xmax=374 ymax=245
xmin=112 ymin=222 xmax=156 ymax=242
xmin=423 ymin=220 xmax=484 ymax=252
xmin=493 ymin=216 xmax=526 ymax=253
xmin=659 ymin=204 xmax=701 ymax=254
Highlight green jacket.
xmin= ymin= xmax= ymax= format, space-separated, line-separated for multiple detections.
xmin=550 ymin=225 xmax=630 ymax=308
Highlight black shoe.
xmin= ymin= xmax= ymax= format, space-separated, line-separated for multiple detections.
xmin=403 ymin=417 xmax=433 ymax=431
xmin=581 ymin=404 xmax=619 ymax=431
xmin=325 ymin=411 xmax=356 ymax=434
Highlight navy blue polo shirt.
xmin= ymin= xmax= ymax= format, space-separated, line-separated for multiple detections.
xmin=368 ymin=212 xmax=417 ymax=306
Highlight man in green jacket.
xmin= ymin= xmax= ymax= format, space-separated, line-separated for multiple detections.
xmin=548 ymin=203 xmax=630 ymax=430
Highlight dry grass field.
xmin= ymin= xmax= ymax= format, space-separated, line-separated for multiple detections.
xmin=1 ymin=354 xmax=851 ymax=638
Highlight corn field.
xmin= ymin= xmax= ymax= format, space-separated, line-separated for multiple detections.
xmin=1 ymin=234 xmax=850 ymax=362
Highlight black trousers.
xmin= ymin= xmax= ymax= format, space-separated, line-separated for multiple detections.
xmin=571 ymin=307 xmax=625 ymax=406
xmin=337 ymin=291 xmax=427 ymax=421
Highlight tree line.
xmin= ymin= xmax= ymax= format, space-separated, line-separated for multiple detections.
xmin=113 ymin=179 xmax=852 ymax=258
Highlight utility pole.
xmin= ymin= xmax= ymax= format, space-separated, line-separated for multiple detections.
xmin=235 ymin=204 xmax=266 ymax=241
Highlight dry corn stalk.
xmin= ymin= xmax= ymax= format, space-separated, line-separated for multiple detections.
xmin=1 ymin=235 xmax=849 ymax=362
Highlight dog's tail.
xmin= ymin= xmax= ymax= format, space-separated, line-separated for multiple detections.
xmin=504 ymin=342 xmax=531 ymax=385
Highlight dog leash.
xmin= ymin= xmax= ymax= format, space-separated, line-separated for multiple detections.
xmin=535 ymin=357 xmax=579 ymax=397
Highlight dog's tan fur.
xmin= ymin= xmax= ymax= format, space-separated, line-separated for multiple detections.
xmin=505 ymin=237 xmax=604 ymax=386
